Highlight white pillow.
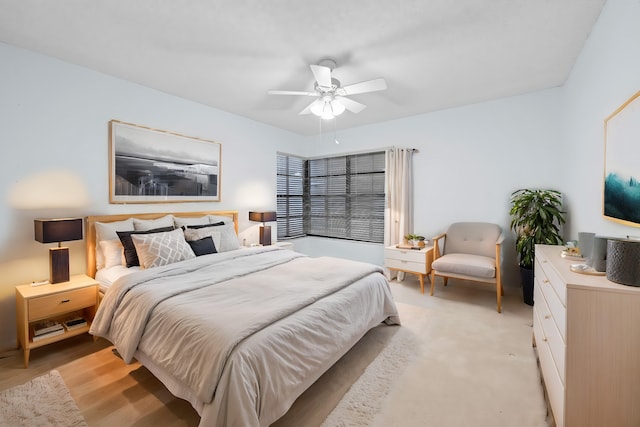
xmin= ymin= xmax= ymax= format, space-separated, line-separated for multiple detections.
xmin=195 ymin=222 xmax=241 ymax=252
xmin=131 ymin=228 xmax=195 ymax=269
xmin=99 ymin=239 xmax=126 ymax=269
xmin=95 ymin=218 xmax=134 ymax=270
xmin=133 ymin=214 xmax=175 ymax=231
xmin=174 ymin=215 xmax=210 ymax=228
xmin=183 ymin=228 xmax=222 ymax=252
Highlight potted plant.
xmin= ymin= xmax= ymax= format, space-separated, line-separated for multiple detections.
xmin=509 ymin=189 xmax=566 ymax=305
xmin=404 ymin=234 xmax=425 ymax=247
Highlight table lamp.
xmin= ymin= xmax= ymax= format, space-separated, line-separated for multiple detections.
xmin=34 ymin=218 xmax=83 ymax=284
xmin=248 ymin=211 xmax=276 ymax=246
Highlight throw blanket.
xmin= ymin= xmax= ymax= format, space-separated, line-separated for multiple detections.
xmin=90 ymin=247 xmax=390 ymax=406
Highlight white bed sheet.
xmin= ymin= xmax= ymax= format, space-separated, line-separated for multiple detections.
xmin=95 ymin=265 xmax=139 ymax=293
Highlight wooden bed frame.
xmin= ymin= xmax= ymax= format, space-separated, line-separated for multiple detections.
xmin=85 ymin=210 xmax=239 ymax=278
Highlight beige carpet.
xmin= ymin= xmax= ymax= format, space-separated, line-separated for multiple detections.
xmin=0 ymin=370 xmax=87 ymax=427
xmin=284 ymin=287 xmax=549 ymax=427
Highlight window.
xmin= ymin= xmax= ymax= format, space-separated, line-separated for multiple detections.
xmin=277 ymin=151 xmax=385 ymax=243
xmin=276 ymin=153 xmax=305 ymax=238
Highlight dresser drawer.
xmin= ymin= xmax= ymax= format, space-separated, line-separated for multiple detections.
xmin=28 ymin=287 xmax=96 ymax=320
xmin=535 ymin=255 xmax=566 ymax=306
xmin=384 ymin=247 xmax=426 ymax=263
xmin=536 ymin=260 xmax=567 ymax=341
xmin=535 ymin=280 xmax=566 ymax=381
xmin=385 ymin=258 xmax=426 ymax=274
xmin=534 ymin=306 xmax=565 ymax=427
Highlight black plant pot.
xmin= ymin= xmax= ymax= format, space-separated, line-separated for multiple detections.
xmin=520 ymin=266 xmax=534 ymax=306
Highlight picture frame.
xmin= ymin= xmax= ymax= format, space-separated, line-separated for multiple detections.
xmin=603 ymin=91 xmax=640 ymax=226
xmin=109 ymin=120 xmax=221 ymax=204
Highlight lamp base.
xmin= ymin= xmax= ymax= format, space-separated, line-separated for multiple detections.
xmin=50 ymin=247 xmax=70 ymax=284
xmin=259 ymin=225 xmax=272 ymax=246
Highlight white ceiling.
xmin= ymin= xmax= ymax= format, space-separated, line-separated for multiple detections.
xmin=0 ymin=1 xmax=606 ymax=135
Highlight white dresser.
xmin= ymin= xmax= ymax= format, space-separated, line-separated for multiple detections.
xmin=384 ymin=245 xmax=433 ymax=294
xmin=534 ymin=244 xmax=640 ymax=427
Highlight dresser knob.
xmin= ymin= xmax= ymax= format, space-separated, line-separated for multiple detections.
xmin=61 ymin=299 xmax=70 ymax=303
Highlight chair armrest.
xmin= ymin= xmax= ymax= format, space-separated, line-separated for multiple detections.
xmin=432 ymin=232 xmax=446 ymax=260
xmin=495 ymin=233 xmax=505 ymax=270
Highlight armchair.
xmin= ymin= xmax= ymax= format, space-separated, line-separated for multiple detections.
xmin=430 ymin=222 xmax=504 ymax=313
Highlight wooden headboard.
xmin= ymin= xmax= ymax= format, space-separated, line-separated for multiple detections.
xmin=85 ymin=210 xmax=238 ymax=278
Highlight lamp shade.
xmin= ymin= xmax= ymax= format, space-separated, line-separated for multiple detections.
xmin=34 ymin=218 xmax=83 ymax=244
xmin=248 ymin=211 xmax=276 ymax=223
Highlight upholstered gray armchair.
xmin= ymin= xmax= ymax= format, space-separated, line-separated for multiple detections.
xmin=430 ymin=222 xmax=504 ymax=313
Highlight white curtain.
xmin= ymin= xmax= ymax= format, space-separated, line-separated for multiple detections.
xmin=384 ymin=148 xmax=414 ymax=278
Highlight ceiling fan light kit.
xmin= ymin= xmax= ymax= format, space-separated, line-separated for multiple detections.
xmin=268 ymin=58 xmax=387 ymax=121
xmin=310 ymin=96 xmax=346 ymax=120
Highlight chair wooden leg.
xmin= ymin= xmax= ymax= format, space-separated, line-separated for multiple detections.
xmin=430 ymin=271 xmax=435 ymax=296
xmin=443 ymin=277 xmax=448 ymax=287
xmin=496 ymin=283 xmax=502 ymax=313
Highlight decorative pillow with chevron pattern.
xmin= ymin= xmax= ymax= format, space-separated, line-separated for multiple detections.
xmin=131 ymin=228 xmax=196 ymax=269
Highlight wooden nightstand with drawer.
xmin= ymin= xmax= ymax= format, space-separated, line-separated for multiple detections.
xmin=16 ymin=274 xmax=99 ymax=368
xmin=384 ymin=244 xmax=434 ymax=294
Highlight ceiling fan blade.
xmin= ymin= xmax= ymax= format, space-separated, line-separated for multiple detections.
xmin=309 ymin=64 xmax=332 ymax=88
xmin=299 ymin=99 xmax=320 ymax=115
xmin=268 ymin=90 xmax=317 ymax=96
xmin=339 ymin=78 xmax=387 ymax=95
xmin=335 ymin=96 xmax=366 ymax=114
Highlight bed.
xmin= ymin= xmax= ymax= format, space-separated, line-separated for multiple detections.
xmin=86 ymin=211 xmax=400 ymax=427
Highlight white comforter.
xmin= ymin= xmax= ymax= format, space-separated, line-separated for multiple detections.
xmin=90 ymin=247 xmax=400 ymax=426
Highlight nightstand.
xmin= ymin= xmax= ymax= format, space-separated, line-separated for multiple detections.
xmin=15 ymin=274 xmax=99 ymax=368
xmin=384 ymin=245 xmax=434 ymax=294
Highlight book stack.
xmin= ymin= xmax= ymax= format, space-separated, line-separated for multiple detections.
xmin=63 ymin=316 xmax=88 ymax=331
xmin=31 ymin=320 xmax=64 ymax=342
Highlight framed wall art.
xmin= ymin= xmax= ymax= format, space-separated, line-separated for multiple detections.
xmin=603 ymin=91 xmax=640 ymax=226
xmin=109 ymin=120 xmax=221 ymax=203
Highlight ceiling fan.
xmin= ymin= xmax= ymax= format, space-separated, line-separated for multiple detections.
xmin=268 ymin=59 xmax=387 ymax=120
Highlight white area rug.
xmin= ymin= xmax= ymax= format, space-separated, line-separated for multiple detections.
xmin=0 ymin=370 xmax=87 ymax=427
xmin=321 ymin=324 xmax=421 ymax=427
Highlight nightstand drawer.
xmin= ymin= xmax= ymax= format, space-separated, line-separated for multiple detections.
xmin=385 ymin=258 xmax=427 ymax=274
xmin=384 ymin=248 xmax=426 ymax=263
xmin=28 ymin=287 xmax=96 ymax=320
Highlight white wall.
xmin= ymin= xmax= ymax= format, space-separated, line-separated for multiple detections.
xmin=0 ymin=42 xmax=304 ymax=351
xmin=562 ymin=0 xmax=640 ymax=239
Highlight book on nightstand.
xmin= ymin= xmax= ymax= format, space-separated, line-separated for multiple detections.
xmin=32 ymin=320 xmax=64 ymax=337
xmin=63 ymin=316 xmax=88 ymax=330
xmin=31 ymin=320 xmax=65 ymax=341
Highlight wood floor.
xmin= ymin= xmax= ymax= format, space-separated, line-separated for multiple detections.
xmin=0 ymin=335 xmax=200 ymax=426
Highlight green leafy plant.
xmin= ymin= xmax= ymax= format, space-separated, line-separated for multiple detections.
xmin=509 ymin=189 xmax=566 ymax=269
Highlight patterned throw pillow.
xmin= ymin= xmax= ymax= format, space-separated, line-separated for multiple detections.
xmin=131 ymin=228 xmax=196 ymax=269
xmin=117 ymin=226 xmax=175 ymax=267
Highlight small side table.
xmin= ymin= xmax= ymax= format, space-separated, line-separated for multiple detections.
xmin=384 ymin=244 xmax=434 ymax=293
xmin=15 ymin=274 xmax=99 ymax=368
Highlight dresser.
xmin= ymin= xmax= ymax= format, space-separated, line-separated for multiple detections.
xmin=384 ymin=245 xmax=434 ymax=293
xmin=534 ymin=244 xmax=640 ymax=427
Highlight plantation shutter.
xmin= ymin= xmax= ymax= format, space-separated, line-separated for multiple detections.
xmin=308 ymin=151 xmax=385 ymax=243
xmin=276 ymin=153 xmax=305 ymax=238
